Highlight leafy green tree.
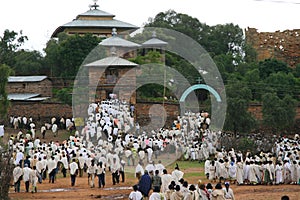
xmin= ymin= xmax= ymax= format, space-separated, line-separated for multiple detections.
xmin=53 ymin=87 xmax=72 ymax=105
xmin=244 ymin=68 xmax=264 ymax=101
xmin=292 ymin=63 xmax=300 ymax=78
xmin=224 ymin=80 xmax=256 ymax=134
xmin=262 ymin=93 xmax=297 ymax=132
xmin=13 ymin=50 xmax=44 ymax=75
xmin=258 ymin=59 xmax=291 ymax=79
xmin=264 ymin=72 xmax=298 ymax=99
xmin=44 ymin=33 xmax=101 ymax=80
xmin=0 ymin=64 xmax=13 ymax=122
xmin=0 ymin=29 xmax=28 ymax=67
xmin=146 ymin=10 xmax=209 ymax=45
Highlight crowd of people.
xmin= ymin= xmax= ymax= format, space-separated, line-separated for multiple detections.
xmin=2 ymin=98 xmax=298 ymax=200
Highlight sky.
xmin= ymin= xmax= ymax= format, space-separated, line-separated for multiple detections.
xmin=0 ymin=0 xmax=299 ymax=53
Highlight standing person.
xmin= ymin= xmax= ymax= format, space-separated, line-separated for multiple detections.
xmin=77 ymin=153 xmax=86 ymax=177
xmin=209 ymin=160 xmax=217 ymax=182
xmin=13 ymin=163 xmax=23 ymax=193
xmin=211 ymin=183 xmax=226 ymax=200
xmin=87 ymin=160 xmax=97 ymax=188
xmin=275 ymin=161 xmax=283 ymax=184
xmin=228 ymin=161 xmax=237 ymax=184
xmin=41 ymin=125 xmax=46 ymax=139
xmin=47 ymin=156 xmax=57 ymax=183
xmin=171 ymin=164 xmax=184 ymax=184
xmin=96 ymin=162 xmax=105 ymax=188
xmin=29 ymin=166 xmax=38 ymax=193
xmin=161 ymin=169 xmax=173 ymax=193
xmin=129 ymin=184 xmax=143 ymax=200
xmin=204 ymin=159 xmax=210 ymax=179
xmin=236 ymin=157 xmax=244 ymax=185
xmin=69 ymin=159 xmax=79 ymax=186
xmin=222 ymin=182 xmax=235 ymax=200
xmin=138 ymin=170 xmax=152 ymax=200
xmin=135 ymin=161 xmax=144 ymax=181
xmin=23 ymin=163 xmax=31 ymax=192
xmin=119 ymin=160 xmax=126 ymax=182
xmin=152 ymin=170 xmax=162 ymax=191
xmin=111 ymin=157 xmax=120 ymax=185
xmin=60 ymin=154 xmax=69 ymax=178
xmin=283 ymin=159 xmax=291 ymax=184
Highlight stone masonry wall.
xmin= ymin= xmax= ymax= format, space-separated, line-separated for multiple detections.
xmin=8 ymin=102 xmax=72 ymax=124
xmin=245 ymin=28 xmax=300 ymax=67
xmin=6 ymin=79 xmax=53 ymax=97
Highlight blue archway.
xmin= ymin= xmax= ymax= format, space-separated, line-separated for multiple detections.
xmin=179 ymin=84 xmax=221 ymax=103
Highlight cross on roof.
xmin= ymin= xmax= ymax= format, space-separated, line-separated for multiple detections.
xmin=89 ymin=0 xmax=99 ymax=10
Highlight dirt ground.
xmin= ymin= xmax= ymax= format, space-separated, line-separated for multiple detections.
xmin=8 ymin=168 xmax=300 ymax=200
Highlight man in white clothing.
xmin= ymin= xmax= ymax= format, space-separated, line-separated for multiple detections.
xmin=13 ymin=164 xmax=23 ymax=192
xmin=69 ymin=159 xmax=79 ymax=186
xmin=23 ymin=163 xmax=31 ymax=192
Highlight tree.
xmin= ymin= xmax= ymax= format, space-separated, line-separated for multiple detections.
xmin=0 ymin=29 xmax=28 ymax=67
xmin=262 ymin=93 xmax=297 ymax=132
xmin=264 ymin=72 xmax=298 ymax=99
xmin=44 ymin=33 xmax=101 ymax=80
xmin=13 ymin=50 xmax=44 ymax=75
xmin=0 ymin=64 xmax=13 ymax=123
xmin=0 ymin=140 xmax=13 ymax=200
xmin=258 ymin=58 xmax=291 ymax=79
xmin=224 ymin=80 xmax=256 ymax=134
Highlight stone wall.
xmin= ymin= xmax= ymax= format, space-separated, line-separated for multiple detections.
xmin=245 ymin=28 xmax=300 ymax=67
xmin=6 ymin=79 xmax=52 ymax=97
xmin=248 ymin=103 xmax=300 ymax=120
xmin=7 ymin=101 xmax=300 ymax=128
xmin=8 ymin=101 xmax=72 ymax=123
xmin=135 ymin=101 xmax=179 ymax=129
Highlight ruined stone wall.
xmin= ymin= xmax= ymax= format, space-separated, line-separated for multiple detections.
xmin=6 ymin=79 xmax=53 ymax=97
xmin=245 ymin=28 xmax=300 ymax=67
xmin=135 ymin=101 xmax=179 ymax=129
xmin=8 ymin=102 xmax=72 ymax=123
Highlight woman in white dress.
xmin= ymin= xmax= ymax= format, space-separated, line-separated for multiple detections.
xmin=275 ymin=161 xmax=283 ymax=184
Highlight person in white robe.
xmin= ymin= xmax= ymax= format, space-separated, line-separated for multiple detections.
xmin=161 ymin=169 xmax=173 ymax=193
xmin=275 ymin=162 xmax=283 ymax=184
xmin=248 ymin=161 xmax=258 ymax=184
xmin=135 ymin=161 xmax=144 ymax=180
xmin=69 ymin=159 xmax=79 ymax=186
xmin=236 ymin=158 xmax=244 ymax=185
xmin=13 ymin=164 xmax=23 ymax=192
xmin=0 ymin=125 xmax=4 ymax=137
xmin=29 ymin=166 xmax=38 ymax=193
xmin=171 ymin=164 xmax=184 ymax=184
xmin=228 ymin=161 xmax=237 ymax=184
xmin=23 ymin=164 xmax=31 ymax=192
xmin=204 ymin=159 xmax=210 ymax=179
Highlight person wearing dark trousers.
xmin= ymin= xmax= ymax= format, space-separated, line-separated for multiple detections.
xmin=69 ymin=159 xmax=78 ymax=186
xmin=111 ymin=158 xmax=120 ymax=185
xmin=119 ymin=160 xmax=125 ymax=182
xmin=96 ymin=162 xmax=105 ymax=188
